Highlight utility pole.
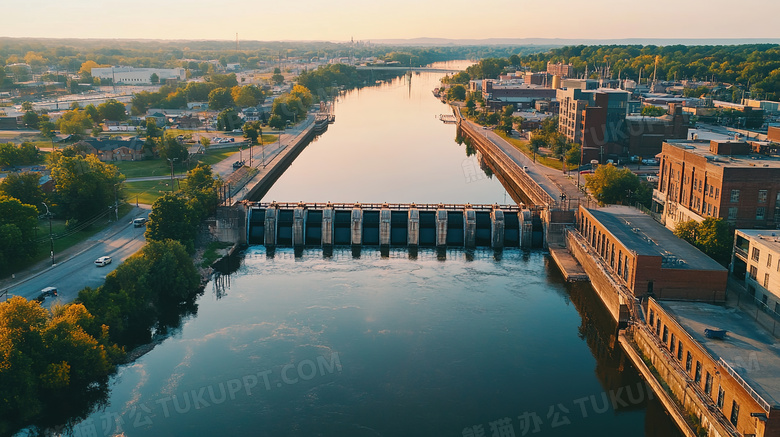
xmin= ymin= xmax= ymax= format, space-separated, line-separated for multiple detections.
xmin=42 ymin=202 xmax=54 ymax=265
xmin=167 ymin=158 xmax=177 ymax=192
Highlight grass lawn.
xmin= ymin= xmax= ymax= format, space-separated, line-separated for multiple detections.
xmin=113 ymin=159 xmax=173 ymax=179
xmin=124 ymin=180 xmax=177 ymax=205
xmin=496 ymin=131 xmax=566 ymax=171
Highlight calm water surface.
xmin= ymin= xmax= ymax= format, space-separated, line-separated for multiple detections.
xmin=65 ymin=62 xmax=682 ymax=437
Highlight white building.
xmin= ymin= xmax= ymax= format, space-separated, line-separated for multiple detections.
xmin=91 ymin=67 xmax=186 ymax=84
xmin=732 ymin=229 xmax=780 ymax=313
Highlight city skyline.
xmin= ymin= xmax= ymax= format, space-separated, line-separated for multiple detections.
xmin=4 ymin=0 xmax=780 ymax=42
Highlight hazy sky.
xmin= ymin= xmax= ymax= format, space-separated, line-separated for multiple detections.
xmin=4 ymin=0 xmax=780 ymax=41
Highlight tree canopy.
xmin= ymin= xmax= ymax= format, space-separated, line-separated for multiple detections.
xmin=673 ymin=218 xmax=732 ymax=265
xmin=48 ymin=153 xmax=124 ymax=220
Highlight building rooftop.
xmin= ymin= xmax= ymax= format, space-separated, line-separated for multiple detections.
xmin=665 ymin=139 xmax=780 ymax=168
xmin=736 ymin=229 xmax=780 ymax=253
xmin=658 ymin=300 xmax=780 ymax=409
xmin=585 ymin=205 xmax=726 ymax=271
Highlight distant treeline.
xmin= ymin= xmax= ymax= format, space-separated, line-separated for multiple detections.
xmin=0 ymin=38 xmax=549 ymax=88
xmin=518 ymin=45 xmax=780 ymax=100
xmin=442 ymin=45 xmax=780 ymax=101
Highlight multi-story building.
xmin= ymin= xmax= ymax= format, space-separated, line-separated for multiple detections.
xmin=654 ymin=139 xmax=780 ymax=230
xmin=91 ymin=67 xmax=186 ymax=84
xmin=574 ymin=205 xmax=727 ymax=303
xmin=546 ymin=61 xmax=574 ymax=78
xmin=556 ymin=86 xmax=631 ymax=161
xmin=482 ymin=80 xmax=556 ymax=109
xmin=636 ymin=298 xmax=780 ymax=437
xmin=624 ymin=104 xmax=689 ymax=158
xmin=732 ymin=229 xmax=780 ymax=311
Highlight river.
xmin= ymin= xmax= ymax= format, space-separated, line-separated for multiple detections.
xmin=57 ymin=62 xmax=682 ymax=437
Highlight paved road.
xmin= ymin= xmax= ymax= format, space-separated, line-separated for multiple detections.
xmin=3 ymin=208 xmax=150 ymax=308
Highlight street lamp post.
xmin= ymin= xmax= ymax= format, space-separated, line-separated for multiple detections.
xmin=41 ymin=202 xmax=54 ymax=265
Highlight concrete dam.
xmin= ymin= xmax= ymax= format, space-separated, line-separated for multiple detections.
xmin=246 ymin=202 xmax=543 ymax=249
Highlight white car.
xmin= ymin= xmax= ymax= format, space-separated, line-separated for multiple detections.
xmin=95 ymin=256 xmax=112 ymax=267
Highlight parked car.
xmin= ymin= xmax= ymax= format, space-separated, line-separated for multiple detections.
xmin=36 ymin=286 xmax=58 ymax=302
xmin=641 ymin=159 xmax=659 ymax=166
xmin=232 ymin=129 xmax=244 ymax=133
xmin=580 ymin=170 xmax=594 ymax=175
xmin=133 ymin=217 xmax=147 ymax=227
xmin=522 ymin=166 xmax=528 ymax=172
xmin=233 ymin=161 xmax=245 ymax=169
xmin=94 ymin=256 xmax=112 ymax=267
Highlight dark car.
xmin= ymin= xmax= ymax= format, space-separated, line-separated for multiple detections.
xmin=233 ymin=161 xmax=245 ymax=170
xmin=36 ymin=286 xmax=58 ymax=302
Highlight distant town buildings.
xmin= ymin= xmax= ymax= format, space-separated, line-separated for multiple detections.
xmin=91 ymin=67 xmax=186 ymax=85
xmin=654 ymin=139 xmax=780 ymax=230
xmin=481 ymin=80 xmax=556 ymax=109
xmin=546 ymin=61 xmax=574 ymax=78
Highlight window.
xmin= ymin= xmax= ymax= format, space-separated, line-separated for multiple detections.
xmin=731 ymin=189 xmax=740 ymax=203
xmin=762 ymin=294 xmax=768 ymax=306
xmin=704 ymin=372 xmax=712 ymax=396
xmin=677 ymin=342 xmax=683 ymax=361
xmin=662 ymin=325 xmax=669 ymax=343
xmin=757 ymin=207 xmax=766 ymax=221
xmin=750 ymin=265 xmax=758 ymax=280
xmin=730 ymin=400 xmax=740 ymax=426
xmin=670 ymin=334 xmax=676 ymax=354
xmin=765 ymin=274 xmax=770 ymax=289
xmin=769 ymin=254 xmax=773 ymax=268
xmin=728 ymin=207 xmax=738 ymax=220
xmin=649 ymin=309 xmax=655 ymax=326
xmin=713 ymin=207 xmax=718 ymax=217
xmin=694 ymin=361 xmax=702 ymax=383
xmin=715 ymin=188 xmax=719 ymax=199
xmin=759 ymin=190 xmax=768 ymax=203
xmin=717 ymin=386 xmax=725 ymax=409
xmin=752 ymin=247 xmax=761 ymax=262
xmin=686 ymin=351 xmax=692 ymax=372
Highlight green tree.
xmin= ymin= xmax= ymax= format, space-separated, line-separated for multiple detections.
xmin=673 ymin=218 xmax=732 ymax=265
xmin=584 ymin=165 xmax=641 ymax=205
xmin=97 ymin=99 xmax=127 ymax=121
xmin=84 ymin=104 xmax=100 ymax=124
xmin=181 ymin=164 xmax=220 ymax=221
xmin=150 ymin=73 xmax=159 ymax=84
xmin=565 ymin=143 xmax=581 ymax=167
xmin=232 ymin=85 xmax=264 ymax=107
xmin=242 ymin=121 xmax=261 ymax=144
xmin=208 ymin=87 xmax=235 ymax=111
xmin=641 ymin=105 xmax=667 ymax=117
xmin=465 ymin=98 xmax=476 ymax=116
xmin=216 ymin=108 xmax=243 ymax=131
xmin=39 ymin=120 xmax=57 ymax=142
xmin=447 ymin=85 xmax=467 ymax=101
xmin=209 ymin=73 xmax=238 ymax=88
xmin=0 ymin=172 xmax=44 ymax=213
xmin=56 ymin=109 xmax=93 ymax=136
xmin=21 ymin=101 xmax=33 ymax=111
xmin=0 ymin=195 xmax=39 ymax=275
xmin=271 ymin=67 xmax=284 ymax=85
xmin=158 ymin=134 xmax=189 ymax=164
xmin=22 ymin=111 xmax=40 ymax=129
xmin=145 ymin=193 xmax=196 ymax=248
xmin=48 ymin=153 xmax=124 ymax=220
xmin=674 ymin=220 xmax=700 ymax=244
xmin=145 ymin=117 xmax=161 ymax=139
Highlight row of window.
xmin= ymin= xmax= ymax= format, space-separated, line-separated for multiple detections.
xmin=648 ymin=309 xmax=741 ymax=428
xmin=730 ymin=189 xmax=778 ymax=204
xmin=579 ymin=217 xmax=631 ymax=282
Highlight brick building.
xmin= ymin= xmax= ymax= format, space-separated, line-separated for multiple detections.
xmin=546 ymin=61 xmax=574 ymax=78
xmin=624 ymin=104 xmax=689 ymax=158
xmin=557 ymin=87 xmax=631 ymax=162
xmin=637 ymin=299 xmax=780 ymax=437
xmin=654 ymin=139 xmax=780 ymax=230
